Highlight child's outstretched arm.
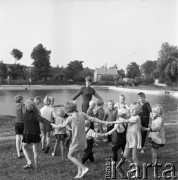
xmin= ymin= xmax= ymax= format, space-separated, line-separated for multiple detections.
xmin=85 ymin=114 xmax=108 ymax=126
xmin=104 ymin=124 xmax=119 ymax=136
xmin=88 ymin=129 xmax=103 ymax=139
xmin=51 ymin=117 xmax=71 ymax=129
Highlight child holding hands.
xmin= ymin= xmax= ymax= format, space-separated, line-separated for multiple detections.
xmin=52 ymin=108 xmax=67 ymax=158
xmin=51 ymin=101 xmax=108 ymax=179
xmin=146 ymin=104 xmax=165 ymax=163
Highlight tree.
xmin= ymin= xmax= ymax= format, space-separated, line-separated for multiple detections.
xmin=157 ymin=42 xmax=178 ymax=85
xmin=31 ymin=44 xmax=51 ymax=80
xmin=117 ymin=69 xmax=125 ymax=78
xmin=75 ymin=67 xmax=94 ymax=82
xmin=126 ymin=62 xmax=140 ymax=79
xmin=0 ymin=61 xmax=8 ymax=79
xmin=110 ymin=64 xmax=118 ymax=69
xmin=10 ymin=49 xmax=23 ymax=64
xmin=65 ymin=60 xmax=83 ymax=82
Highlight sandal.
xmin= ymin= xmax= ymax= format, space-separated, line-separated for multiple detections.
xmin=23 ymin=164 xmax=33 ymax=169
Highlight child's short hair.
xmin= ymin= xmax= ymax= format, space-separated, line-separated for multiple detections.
xmin=14 ymin=95 xmax=23 ymax=103
xmin=64 ymin=101 xmax=77 ymax=114
xmin=152 ymin=104 xmax=163 ymax=116
xmin=43 ymin=96 xmax=51 ymax=105
xmin=57 ymin=108 xmax=65 ymax=117
xmin=50 ymin=96 xmax=55 ymax=104
xmin=85 ymin=76 xmax=92 ymax=82
xmin=34 ymin=96 xmax=42 ymax=103
xmin=130 ymin=102 xmax=142 ymax=114
xmin=119 ymin=95 xmax=125 ymax=100
xmin=137 ymin=92 xmax=146 ymax=98
xmin=107 ymin=100 xmax=114 ymax=105
xmin=89 ymin=100 xmax=96 ymax=107
xmin=97 ymin=100 xmax=104 ymax=107
xmin=118 ymin=108 xmax=129 ymax=118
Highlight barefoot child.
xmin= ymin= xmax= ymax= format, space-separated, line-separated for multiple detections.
xmin=51 ymin=101 xmax=108 ymax=179
xmin=14 ymin=95 xmax=25 ymax=158
xmin=22 ymin=99 xmax=52 ymax=169
xmin=52 ymin=108 xmax=67 ymax=158
xmin=147 ymin=104 xmax=165 ymax=163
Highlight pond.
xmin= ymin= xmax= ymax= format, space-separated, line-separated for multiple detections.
xmin=0 ymin=86 xmax=178 ymax=116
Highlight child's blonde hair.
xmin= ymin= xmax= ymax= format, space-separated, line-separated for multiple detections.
xmin=89 ymin=100 xmax=96 ymax=107
xmin=57 ymin=108 xmax=65 ymax=118
xmin=130 ymin=102 xmax=142 ymax=114
xmin=43 ymin=95 xmax=51 ymax=105
xmin=152 ymin=104 xmax=163 ymax=116
xmin=107 ymin=100 xmax=114 ymax=105
xmin=14 ymin=95 xmax=23 ymax=103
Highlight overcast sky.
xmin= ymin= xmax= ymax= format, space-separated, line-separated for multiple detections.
xmin=0 ymin=0 xmax=177 ymax=70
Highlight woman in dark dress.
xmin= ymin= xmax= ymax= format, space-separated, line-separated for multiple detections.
xmin=72 ymin=76 xmax=103 ymax=113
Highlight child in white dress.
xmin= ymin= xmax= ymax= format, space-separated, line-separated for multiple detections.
xmin=108 ymin=102 xmax=147 ymax=167
xmin=52 ymin=101 xmax=108 ymax=179
xmin=146 ymin=104 xmax=165 ymax=163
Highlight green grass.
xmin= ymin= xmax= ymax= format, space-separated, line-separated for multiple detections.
xmin=0 ymin=114 xmax=178 ymax=180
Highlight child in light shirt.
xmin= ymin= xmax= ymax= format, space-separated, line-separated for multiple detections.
xmin=114 ymin=95 xmax=129 ymax=110
xmin=52 ymin=108 xmax=67 ymax=158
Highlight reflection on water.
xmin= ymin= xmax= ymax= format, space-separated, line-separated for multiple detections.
xmin=0 ymin=87 xmax=178 ymax=116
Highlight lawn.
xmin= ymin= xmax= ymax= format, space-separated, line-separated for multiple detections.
xmin=0 ymin=113 xmax=178 ymax=180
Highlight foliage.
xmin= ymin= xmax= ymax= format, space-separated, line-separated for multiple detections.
xmin=75 ymin=67 xmax=94 ymax=82
xmin=110 ymin=64 xmax=118 ymax=69
xmin=0 ymin=62 xmax=8 ymax=78
xmin=117 ymin=69 xmax=125 ymax=78
xmin=65 ymin=60 xmax=84 ymax=82
xmin=157 ymin=43 xmax=178 ymax=85
xmin=31 ymin=44 xmax=51 ymax=80
xmin=126 ymin=62 xmax=140 ymax=79
xmin=10 ymin=49 xmax=23 ymax=63
xmin=8 ymin=64 xmax=27 ymax=79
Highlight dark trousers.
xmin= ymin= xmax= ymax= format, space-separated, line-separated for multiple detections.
xmin=82 ymin=139 xmax=94 ymax=164
xmin=141 ymin=117 xmax=149 ymax=148
xmin=112 ymin=131 xmax=126 ymax=162
xmin=107 ymin=125 xmax=114 ymax=142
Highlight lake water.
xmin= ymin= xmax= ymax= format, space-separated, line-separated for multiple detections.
xmin=0 ymin=86 xmax=178 ymax=116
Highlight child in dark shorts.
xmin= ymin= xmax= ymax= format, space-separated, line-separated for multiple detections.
xmin=14 ymin=95 xmax=25 ymax=158
xmin=52 ymin=108 xmax=67 ymax=158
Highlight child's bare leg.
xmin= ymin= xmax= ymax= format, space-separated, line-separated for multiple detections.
xmin=132 ymin=146 xmax=139 ymax=165
xmin=60 ymin=140 xmax=65 ymax=159
xmin=22 ymin=143 xmax=31 ymax=165
xmin=16 ymin=134 xmax=21 ymax=157
xmin=32 ymin=143 xmax=38 ymax=169
xmin=75 ymin=151 xmax=83 ymax=178
xmin=123 ymin=148 xmax=133 ymax=164
xmin=41 ymin=131 xmax=46 ymax=150
xmin=52 ymin=138 xmax=59 ymax=155
xmin=151 ymin=148 xmax=158 ymax=164
xmin=46 ymin=132 xmax=50 ymax=147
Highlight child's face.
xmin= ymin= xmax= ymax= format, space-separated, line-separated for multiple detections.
xmin=130 ymin=106 xmax=137 ymax=116
xmin=150 ymin=108 xmax=159 ymax=119
xmin=119 ymin=96 xmax=125 ymax=103
xmin=137 ymin=96 xmax=145 ymax=104
xmin=107 ymin=102 xmax=114 ymax=110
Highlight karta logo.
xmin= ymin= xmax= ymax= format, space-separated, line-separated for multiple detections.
xmin=105 ymin=158 xmax=177 ymax=179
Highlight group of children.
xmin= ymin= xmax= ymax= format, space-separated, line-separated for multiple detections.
xmin=14 ymin=92 xmax=166 ymax=179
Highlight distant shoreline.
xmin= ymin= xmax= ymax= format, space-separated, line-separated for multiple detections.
xmin=0 ymin=84 xmax=178 ymax=97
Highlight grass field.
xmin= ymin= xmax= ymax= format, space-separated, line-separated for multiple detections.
xmin=0 ymin=113 xmax=178 ymax=180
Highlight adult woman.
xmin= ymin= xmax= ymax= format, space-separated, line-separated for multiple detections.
xmin=72 ymin=76 xmax=103 ymax=113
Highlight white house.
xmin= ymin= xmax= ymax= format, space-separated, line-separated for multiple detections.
xmin=93 ymin=68 xmax=118 ymax=82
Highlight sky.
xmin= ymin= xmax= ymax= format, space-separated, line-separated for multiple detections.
xmin=0 ymin=0 xmax=177 ymax=70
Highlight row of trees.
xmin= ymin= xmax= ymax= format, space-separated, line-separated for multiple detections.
xmin=0 ymin=42 xmax=177 ymax=86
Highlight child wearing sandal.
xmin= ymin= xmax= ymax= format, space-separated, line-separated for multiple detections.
xmin=147 ymin=104 xmax=165 ymax=164
xmin=52 ymin=108 xmax=67 ymax=158
xmin=22 ymin=99 xmax=52 ymax=169
xmin=51 ymin=101 xmax=108 ymax=179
